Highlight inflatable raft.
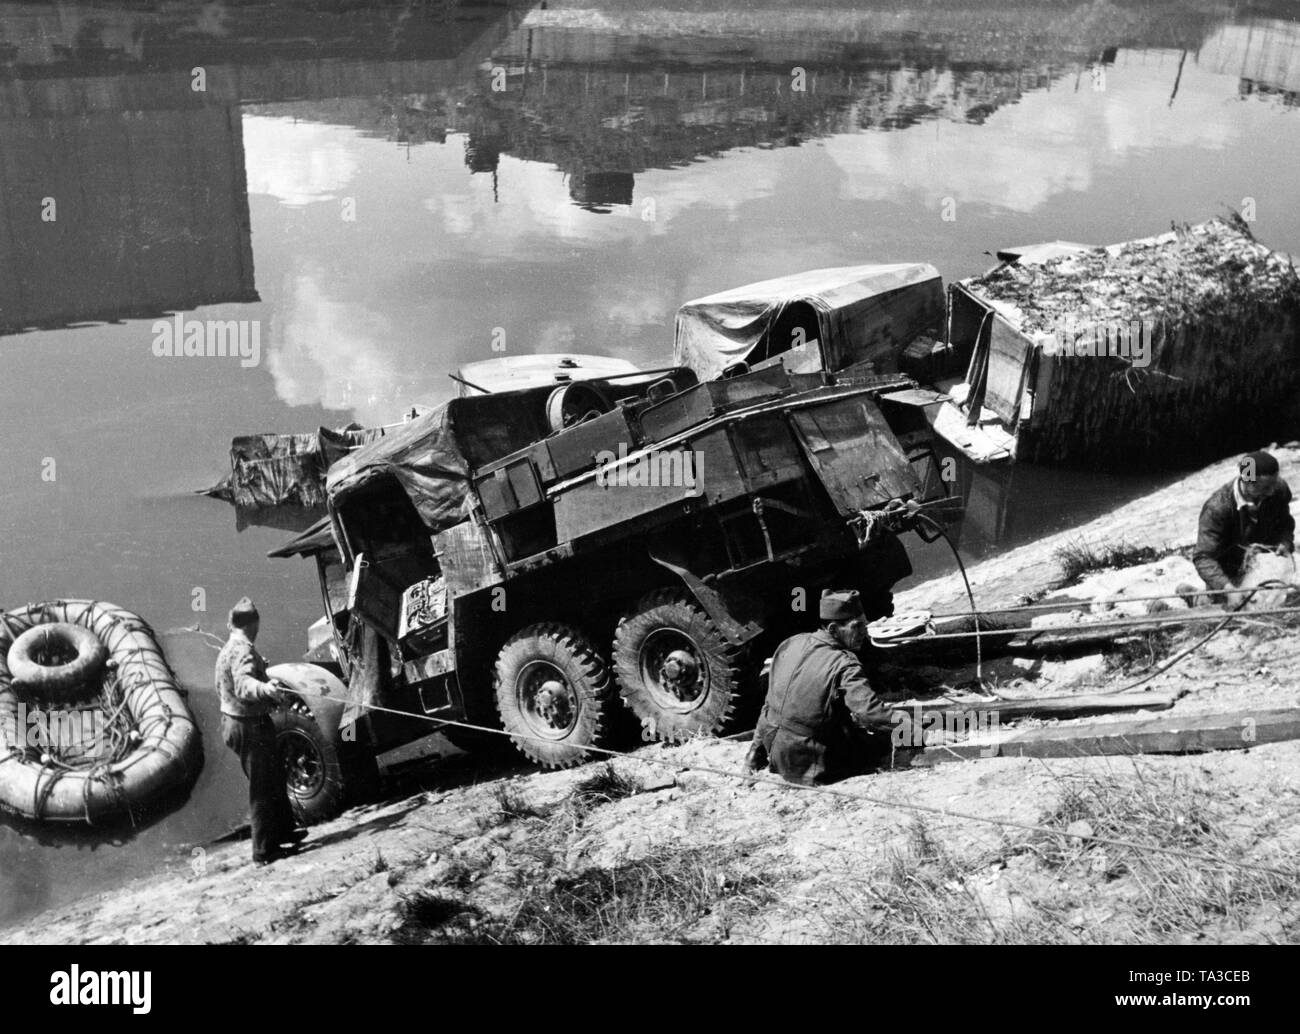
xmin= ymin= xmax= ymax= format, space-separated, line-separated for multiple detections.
xmin=0 ymin=601 xmax=201 ymax=825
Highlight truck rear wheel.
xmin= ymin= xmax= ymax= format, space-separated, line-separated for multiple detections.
xmin=613 ymin=590 xmax=749 ymax=742
xmin=494 ymin=623 xmax=616 ymax=768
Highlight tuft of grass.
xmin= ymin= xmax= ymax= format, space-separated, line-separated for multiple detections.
xmin=1104 ymin=628 xmax=1177 ymax=674
xmin=480 ymin=781 xmax=554 ymax=829
xmin=1053 ymin=538 xmax=1163 ymax=586
xmin=391 ymin=891 xmax=484 ymax=945
xmin=563 ymin=763 xmax=643 ymax=825
xmin=431 ymin=855 xmax=476 ymax=891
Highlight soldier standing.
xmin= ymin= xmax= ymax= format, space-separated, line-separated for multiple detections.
xmin=215 ymin=598 xmax=307 ymax=865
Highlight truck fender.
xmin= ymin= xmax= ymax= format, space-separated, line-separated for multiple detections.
xmin=646 ymin=550 xmax=764 ymax=648
xmin=268 ymin=661 xmax=347 ymax=730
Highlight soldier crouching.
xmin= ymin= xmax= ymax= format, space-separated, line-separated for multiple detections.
xmin=744 ymin=589 xmax=909 ymax=785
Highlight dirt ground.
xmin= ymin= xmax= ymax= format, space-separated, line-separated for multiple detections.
xmin=4 ymin=446 xmax=1299 ymax=945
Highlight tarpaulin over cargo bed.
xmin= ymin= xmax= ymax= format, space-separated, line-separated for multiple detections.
xmin=673 ymin=263 xmax=942 ymax=380
xmin=203 ymin=424 xmax=383 ymax=510
xmin=325 ymin=385 xmax=569 ymax=532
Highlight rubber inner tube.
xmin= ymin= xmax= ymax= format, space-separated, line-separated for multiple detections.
xmin=6 ymin=622 xmax=108 ymax=703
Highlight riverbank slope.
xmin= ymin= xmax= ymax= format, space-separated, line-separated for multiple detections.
xmin=4 ymin=447 xmax=1299 ymax=945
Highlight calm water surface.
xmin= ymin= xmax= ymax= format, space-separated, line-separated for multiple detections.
xmin=2 ymin=0 xmax=1299 ymax=927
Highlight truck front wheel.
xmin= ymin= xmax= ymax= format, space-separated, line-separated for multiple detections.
xmin=612 ymin=590 xmax=750 ymax=743
xmin=267 ymin=663 xmax=380 ymax=825
xmin=494 ymin=623 xmax=616 ymax=768
xmin=272 ymin=699 xmax=347 ymax=825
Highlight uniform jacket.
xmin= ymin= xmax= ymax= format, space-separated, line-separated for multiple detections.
xmin=215 ymin=630 xmax=282 ymax=718
xmin=1193 ymin=479 xmax=1295 ymax=591
xmin=754 ymin=629 xmax=894 ymax=785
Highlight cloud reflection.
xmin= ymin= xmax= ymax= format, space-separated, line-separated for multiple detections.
xmin=243 ymin=116 xmax=359 ymax=207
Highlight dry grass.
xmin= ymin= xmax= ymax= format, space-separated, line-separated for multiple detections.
xmin=391 ymin=892 xmax=484 ymax=944
xmin=499 ymin=845 xmax=774 ymax=944
xmin=481 ymin=780 xmax=554 ymax=828
xmin=1103 ymin=627 xmax=1178 ymax=674
xmin=396 ymin=844 xmax=775 ymax=945
xmin=1053 ymin=538 xmax=1163 ymax=586
xmin=822 ymin=764 xmax=1300 ymax=944
xmin=562 ymin=762 xmax=644 ymax=826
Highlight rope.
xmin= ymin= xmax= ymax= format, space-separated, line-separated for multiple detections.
xmin=0 ymin=600 xmax=193 ymax=821
xmin=1110 ymin=579 xmax=1292 ymax=694
xmin=269 ymin=681 xmax=1296 ymax=880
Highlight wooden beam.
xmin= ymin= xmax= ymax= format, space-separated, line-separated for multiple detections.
xmin=897 ymin=691 xmax=1179 ymax=723
xmin=909 ymin=708 xmax=1300 ymax=766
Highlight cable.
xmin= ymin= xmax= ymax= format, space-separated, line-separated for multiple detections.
xmin=915 ymin=511 xmax=985 ymax=686
xmin=878 ymin=603 xmax=1300 ymax=644
xmin=1110 ymin=579 xmax=1293 ymax=694
xmin=265 ymin=679 xmax=1296 ymax=880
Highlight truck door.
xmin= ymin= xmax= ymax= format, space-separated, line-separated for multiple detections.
xmin=790 ymin=395 xmax=922 ymax=513
xmin=347 ymin=553 xmax=404 ymax=639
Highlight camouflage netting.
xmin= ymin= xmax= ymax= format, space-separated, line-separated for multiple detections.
xmin=966 ymin=215 xmax=1300 ymax=466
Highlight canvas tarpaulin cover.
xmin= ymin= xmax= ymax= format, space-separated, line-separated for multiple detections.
xmin=204 ymin=424 xmax=383 ymax=510
xmin=673 ymin=263 xmax=942 ymax=381
xmin=325 ymin=388 xmax=554 ymax=532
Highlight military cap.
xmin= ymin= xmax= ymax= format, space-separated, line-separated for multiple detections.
xmin=229 ymin=596 xmax=260 ymax=629
xmin=1240 ymin=450 xmax=1280 ymax=480
xmin=820 ymin=589 xmax=864 ymax=622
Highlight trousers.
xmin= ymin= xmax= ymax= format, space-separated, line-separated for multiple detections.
xmin=221 ymin=714 xmax=296 ymax=861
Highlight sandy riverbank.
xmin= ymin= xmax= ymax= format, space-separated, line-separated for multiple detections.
xmin=4 ymin=447 xmax=1299 ymax=945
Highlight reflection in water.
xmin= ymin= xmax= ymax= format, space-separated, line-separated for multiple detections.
xmin=2 ymin=0 xmax=1300 ymax=929
xmin=0 ymin=66 xmax=257 ymax=333
xmin=1204 ymin=19 xmax=1300 ymax=105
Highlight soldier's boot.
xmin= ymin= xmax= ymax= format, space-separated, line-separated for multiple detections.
xmin=742 ymin=737 xmax=768 ymax=775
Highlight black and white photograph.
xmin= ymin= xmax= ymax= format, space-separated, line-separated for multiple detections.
xmin=0 ymin=0 xmax=1296 ymax=992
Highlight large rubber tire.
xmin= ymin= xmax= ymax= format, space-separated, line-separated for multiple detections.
xmin=272 ymin=700 xmax=347 ymax=826
xmin=612 ymin=590 xmax=751 ymax=743
xmin=493 ymin=623 xmax=616 ymax=769
xmin=6 ymin=622 xmax=108 ymax=703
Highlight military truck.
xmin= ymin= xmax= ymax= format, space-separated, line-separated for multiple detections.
xmin=265 ymin=266 xmax=959 ymax=821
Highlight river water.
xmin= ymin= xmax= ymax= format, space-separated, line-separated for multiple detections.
xmin=2 ymin=0 xmax=1299 ymax=930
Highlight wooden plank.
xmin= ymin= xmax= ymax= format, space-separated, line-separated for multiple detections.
xmin=910 ymin=708 xmax=1300 ymax=766
xmin=882 ymin=607 xmax=1238 ymax=659
xmin=900 ymin=691 xmax=1179 ymax=722
xmin=982 ymin=314 xmax=1033 ymax=425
